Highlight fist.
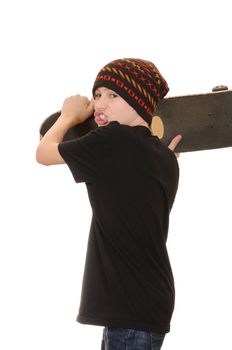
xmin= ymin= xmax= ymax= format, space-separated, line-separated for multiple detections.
xmin=61 ymin=94 xmax=94 ymax=126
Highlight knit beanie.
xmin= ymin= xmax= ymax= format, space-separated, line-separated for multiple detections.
xmin=92 ymin=58 xmax=169 ymax=125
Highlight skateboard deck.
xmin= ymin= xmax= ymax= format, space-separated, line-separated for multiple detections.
xmin=40 ymin=87 xmax=232 ymax=153
xmin=151 ymin=87 xmax=232 ymax=152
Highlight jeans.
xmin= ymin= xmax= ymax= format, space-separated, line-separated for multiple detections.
xmin=101 ymin=328 xmax=165 ymax=350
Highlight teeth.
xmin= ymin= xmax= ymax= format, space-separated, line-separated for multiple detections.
xmin=99 ymin=114 xmax=105 ymax=120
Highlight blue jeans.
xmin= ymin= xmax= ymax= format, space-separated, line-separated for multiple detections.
xmin=101 ymin=328 xmax=165 ymax=350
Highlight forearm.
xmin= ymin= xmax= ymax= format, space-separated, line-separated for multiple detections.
xmin=36 ymin=94 xmax=94 ymax=166
xmin=36 ymin=116 xmax=75 ymax=165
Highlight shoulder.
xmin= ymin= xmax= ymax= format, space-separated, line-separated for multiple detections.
xmin=91 ymin=121 xmax=129 ymax=142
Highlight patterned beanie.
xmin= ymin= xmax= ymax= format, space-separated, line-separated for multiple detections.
xmin=92 ymin=58 xmax=169 ymax=125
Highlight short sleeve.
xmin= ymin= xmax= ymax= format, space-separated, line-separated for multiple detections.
xmin=58 ymin=128 xmax=104 ymax=183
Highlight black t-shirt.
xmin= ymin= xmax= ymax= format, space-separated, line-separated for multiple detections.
xmin=58 ymin=121 xmax=179 ymax=333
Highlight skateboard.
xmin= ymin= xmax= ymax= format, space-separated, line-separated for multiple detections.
xmin=40 ymin=86 xmax=232 ymax=153
xmin=151 ymin=86 xmax=232 ymax=152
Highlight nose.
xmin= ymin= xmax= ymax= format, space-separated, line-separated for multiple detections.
xmin=94 ymin=95 xmax=107 ymax=111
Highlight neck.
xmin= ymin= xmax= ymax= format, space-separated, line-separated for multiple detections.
xmin=129 ymin=116 xmax=149 ymax=129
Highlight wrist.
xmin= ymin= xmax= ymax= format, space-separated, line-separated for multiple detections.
xmin=58 ymin=114 xmax=80 ymax=128
xmin=59 ymin=113 xmax=81 ymax=128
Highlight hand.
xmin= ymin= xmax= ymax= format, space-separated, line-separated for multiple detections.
xmin=168 ymin=134 xmax=182 ymax=158
xmin=60 ymin=94 xmax=94 ymax=126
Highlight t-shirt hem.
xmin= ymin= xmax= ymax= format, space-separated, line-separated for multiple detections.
xmin=76 ymin=315 xmax=170 ymax=334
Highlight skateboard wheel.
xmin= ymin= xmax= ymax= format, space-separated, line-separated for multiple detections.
xmin=212 ymin=85 xmax=228 ymax=92
xmin=151 ymin=115 xmax=164 ymax=139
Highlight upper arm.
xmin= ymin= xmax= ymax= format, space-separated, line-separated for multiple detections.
xmin=58 ymin=129 xmax=105 ymax=183
xmin=36 ymin=142 xmax=65 ymax=165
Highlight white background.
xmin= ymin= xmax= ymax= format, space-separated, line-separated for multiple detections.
xmin=0 ymin=0 xmax=232 ymax=349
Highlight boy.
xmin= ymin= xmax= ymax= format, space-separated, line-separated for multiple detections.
xmin=36 ymin=58 xmax=182 ymax=349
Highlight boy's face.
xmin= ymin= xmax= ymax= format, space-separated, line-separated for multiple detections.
xmin=93 ymin=87 xmax=141 ymax=127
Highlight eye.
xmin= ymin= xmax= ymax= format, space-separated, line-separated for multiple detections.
xmin=93 ymin=92 xmax=101 ymax=100
xmin=109 ymin=93 xmax=118 ymax=98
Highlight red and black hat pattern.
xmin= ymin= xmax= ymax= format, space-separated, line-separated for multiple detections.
xmin=92 ymin=58 xmax=169 ymax=124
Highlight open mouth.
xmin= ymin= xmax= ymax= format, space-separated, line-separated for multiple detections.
xmin=94 ymin=112 xmax=109 ymax=126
